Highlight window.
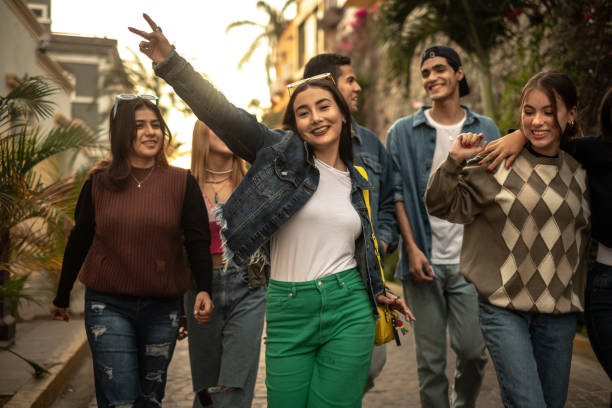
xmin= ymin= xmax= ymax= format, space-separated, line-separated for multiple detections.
xmin=28 ymin=4 xmax=50 ymax=24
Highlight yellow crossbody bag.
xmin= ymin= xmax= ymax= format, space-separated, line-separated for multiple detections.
xmin=354 ymin=165 xmax=399 ymax=346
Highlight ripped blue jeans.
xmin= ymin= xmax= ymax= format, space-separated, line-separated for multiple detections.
xmin=84 ymin=288 xmax=181 ymax=408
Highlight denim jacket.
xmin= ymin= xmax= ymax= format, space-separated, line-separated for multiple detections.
xmin=352 ymin=118 xmax=398 ymax=255
xmin=386 ymin=106 xmax=501 ymax=280
xmin=154 ymin=51 xmax=385 ymax=311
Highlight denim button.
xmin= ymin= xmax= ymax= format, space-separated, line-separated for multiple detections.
xmin=289 ymin=292 xmax=293 ymax=297
xmin=341 ymin=282 xmax=345 ymax=286
xmin=318 ymin=281 xmax=323 ymax=286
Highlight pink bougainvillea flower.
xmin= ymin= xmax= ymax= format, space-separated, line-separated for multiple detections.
xmin=505 ymin=8 xmax=523 ymax=21
xmin=338 ymin=39 xmax=354 ymax=52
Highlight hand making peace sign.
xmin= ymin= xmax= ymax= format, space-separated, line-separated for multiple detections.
xmin=128 ymin=13 xmax=174 ymax=64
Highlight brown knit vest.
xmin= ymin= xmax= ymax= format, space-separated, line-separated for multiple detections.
xmin=79 ymin=165 xmax=192 ymax=298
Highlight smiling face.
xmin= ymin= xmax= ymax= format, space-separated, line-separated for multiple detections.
xmin=336 ymin=65 xmax=361 ymax=113
xmin=521 ymin=88 xmax=576 ymax=156
xmin=128 ymin=107 xmax=163 ymax=167
xmin=421 ymin=56 xmax=463 ymax=102
xmin=293 ymin=86 xmax=345 ymax=155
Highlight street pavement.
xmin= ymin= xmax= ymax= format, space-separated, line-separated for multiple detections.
xmin=146 ymin=327 xmax=611 ymax=407
xmin=4 ymin=303 xmax=609 ymax=407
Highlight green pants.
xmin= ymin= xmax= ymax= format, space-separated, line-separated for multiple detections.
xmin=265 ymin=268 xmax=375 ymax=408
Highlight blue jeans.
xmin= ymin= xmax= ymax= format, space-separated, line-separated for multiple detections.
xmin=185 ymin=265 xmax=266 ymax=408
xmin=478 ymin=300 xmax=576 ymax=408
xmin=84 ymin=289 xmax=181 ymax=408
xmin=403 ymin=264 xmax=487 ymax=408
xmin=585 ymin=261 xmax=612 ymax=382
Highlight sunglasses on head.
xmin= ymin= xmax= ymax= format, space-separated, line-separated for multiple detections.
xmin=112 ymin=94 xmax=159 ymax=118
xmin=287 ymin=73 xmax=336 ymax=96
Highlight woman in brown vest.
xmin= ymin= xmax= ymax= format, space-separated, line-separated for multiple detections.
xmin=50 ymin=96 xmax=214 ymax=407
xmin=183 ymin=120 xmax=267 ymax=408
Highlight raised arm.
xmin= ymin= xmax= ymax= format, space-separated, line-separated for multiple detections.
xmin=424 ymin=133 xmax=489 ymax=224
xmin=129 ymin=13 xmax=282 ymax=163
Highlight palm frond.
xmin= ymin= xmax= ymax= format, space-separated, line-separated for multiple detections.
xmin=226 ymin=20 xmax=264 ymax=33
xmin=0 ymin=76 xmax=57 ymax=126
xmin=256 ymin=1 xmax=278 ymax=20
xmin=237 ymin=33 xmax=267 ymax=69
xmin=280 ymin=0 xmax=295 ymax=15
xmin=1 ymin=122 xmax=101 ymax=178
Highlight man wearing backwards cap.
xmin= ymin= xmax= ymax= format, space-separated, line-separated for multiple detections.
xmin=386 ymin=45 xmax=500 ymax=407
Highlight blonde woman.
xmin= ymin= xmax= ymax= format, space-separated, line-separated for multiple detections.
xmin=184 ymin=120 xmax=267 ymax=408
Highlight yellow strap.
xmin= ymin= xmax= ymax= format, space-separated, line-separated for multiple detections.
xmin=354 ymin=165 xmax=386 ymax=287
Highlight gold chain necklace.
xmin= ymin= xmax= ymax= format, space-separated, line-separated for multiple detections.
xmin=204 ymin=177 xmax=231 ymax=203
xmin=131 ymin=166 xmax=155 ymax=188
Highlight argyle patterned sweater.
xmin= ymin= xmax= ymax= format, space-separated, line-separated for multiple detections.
xmin=425 ymin=147 xmax=590 ymax=313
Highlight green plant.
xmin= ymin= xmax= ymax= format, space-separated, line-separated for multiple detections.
xmin=378 ymin=0 xmax=531 ymax=121
xmin=4 ymin=349 xmax=50 ymax=378
xmin=0 ymin=76 xmax=103 ymax=318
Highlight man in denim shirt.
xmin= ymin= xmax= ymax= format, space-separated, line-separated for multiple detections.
xmin=304 ymin=54 xmax=398 ymax=393
xmin=387 ymin=46 xmax=500 ymax=408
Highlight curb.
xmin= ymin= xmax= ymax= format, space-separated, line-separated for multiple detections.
xmin=5 ymin=328 xmax=88 ymax=408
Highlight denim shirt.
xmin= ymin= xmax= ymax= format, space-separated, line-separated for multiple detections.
xmin=154 ymin=51 xmax=385 ymax=311
xmin=386 ymin=106 xmax=501 ymax=280
xmin=352 ymin=118 xmax=399 ymax=255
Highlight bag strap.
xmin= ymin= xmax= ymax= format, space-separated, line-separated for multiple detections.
xmin=354 ymin=165 xmax=386 ymax=288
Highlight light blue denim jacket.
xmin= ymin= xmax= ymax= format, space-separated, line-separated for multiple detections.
xmin=386 ymin=106 xmax=501 ymax=280
xmin=154 ymin=51 xmax=385 ymax=311
xmin=352 ymin=118 xmax=398 ymax=255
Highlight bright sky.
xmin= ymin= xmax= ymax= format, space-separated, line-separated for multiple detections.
xmin=51 ymin=0 xmax=293 ymax=168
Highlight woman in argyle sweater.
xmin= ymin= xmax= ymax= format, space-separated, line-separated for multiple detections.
xmin=425 ymin=71 xmax=590 ymax=408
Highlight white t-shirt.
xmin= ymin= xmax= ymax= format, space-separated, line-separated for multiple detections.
xmin=270 ymin=158 xmax=361 ymax=281
xmin=425 ymin=108 xmax=465 ymax=264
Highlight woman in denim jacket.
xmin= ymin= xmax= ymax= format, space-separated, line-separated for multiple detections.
xmin=130 ymin=14 xmax=413 ymax=407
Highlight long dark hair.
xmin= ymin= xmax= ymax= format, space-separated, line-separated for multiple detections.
xmin=600 ymin=87 xmax=612 ymax=143
xmin=281 ymin=79 xmax=353 ymax=164
xmin=520 ymin=70 xmax=579 ymax=146
xmin=91 ymin=98 xmax=171 ymax=190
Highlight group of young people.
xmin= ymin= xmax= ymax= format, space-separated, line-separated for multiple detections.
xmin=49 ymin=12 xmax=611 ymax=408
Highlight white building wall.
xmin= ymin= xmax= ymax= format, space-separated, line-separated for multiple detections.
xmin=0 ymin=0 xmax=71 ymax=130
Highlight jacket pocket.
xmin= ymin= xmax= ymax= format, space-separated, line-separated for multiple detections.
xmin=251 ymin=164 xmax=277 ymax=199
xmin=359 ymin=154 xmax=383 ymax=175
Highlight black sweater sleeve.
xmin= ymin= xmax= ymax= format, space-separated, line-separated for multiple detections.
xmin=181 ymin=173 xmax=213 ymax=294
xmin=53 ymin=179 xmax=95 ymax=308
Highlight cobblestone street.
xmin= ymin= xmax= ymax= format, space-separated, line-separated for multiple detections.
xmin=151 ymin=329 xmax=611 ymax=407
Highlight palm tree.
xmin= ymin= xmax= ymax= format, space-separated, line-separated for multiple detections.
xmin=226 ymin=0 xmax=295 ymax=88
xmin=379 ymin=0 xmax=529 ymax=120
xmin=0 ymin=76 xmax=103 ymax=342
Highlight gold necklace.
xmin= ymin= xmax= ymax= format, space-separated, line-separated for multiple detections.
xmin=131 ymin=166 xmax=155 ymax=188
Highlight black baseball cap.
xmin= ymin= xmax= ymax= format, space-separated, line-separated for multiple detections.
xmin=421 ymin=46 xmax=470 ymax=97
